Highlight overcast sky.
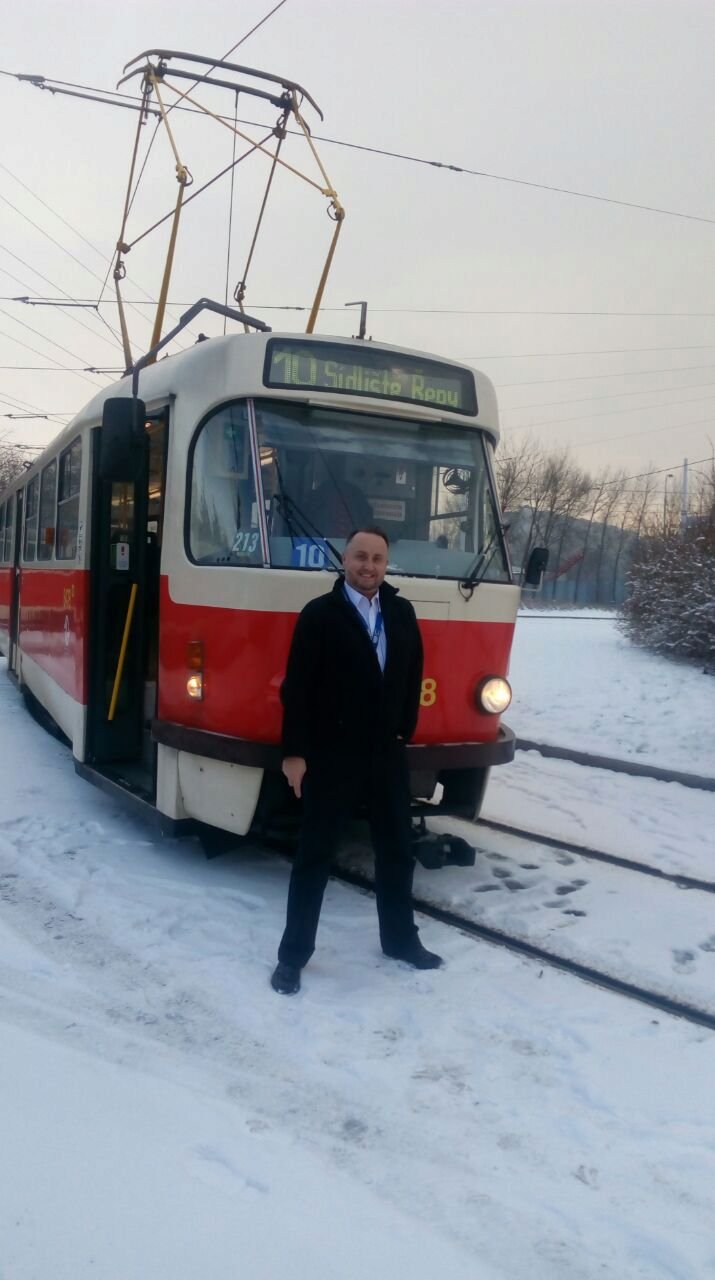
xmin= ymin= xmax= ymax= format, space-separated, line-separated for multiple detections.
xmin=1 ymin=0 xmax=714 ymax=499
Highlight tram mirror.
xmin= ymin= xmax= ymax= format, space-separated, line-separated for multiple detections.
xmin=99 ymin=397 xmax=147 ymax=480
xmin=523 ymin=546 xmax=549 ymax=588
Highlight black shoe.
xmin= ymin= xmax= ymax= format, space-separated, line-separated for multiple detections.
xmin=384 ymin=941 xmax=443 ymax=970
xmin=271 ymin=962 xmax=301 ymax=995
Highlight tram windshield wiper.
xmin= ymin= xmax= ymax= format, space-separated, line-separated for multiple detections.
xmin=271 ymin=460 xmax=342 ymax=572
xmin=460 ymin=521 xmax=510 ymax=590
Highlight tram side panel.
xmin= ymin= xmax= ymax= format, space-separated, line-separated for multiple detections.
xmin=11 ymin=428 xmax=91 ymax=757
xmin=18 ymin=565 xmax=89 ymax=750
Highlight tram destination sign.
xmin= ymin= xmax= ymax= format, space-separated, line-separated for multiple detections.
xmin=263 ymin=339 xmax=477 ymax=416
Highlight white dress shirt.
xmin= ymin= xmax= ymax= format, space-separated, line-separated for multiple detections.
xmin=344 ymin=581 xmax=387 ymax=671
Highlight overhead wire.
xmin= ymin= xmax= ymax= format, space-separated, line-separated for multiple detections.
xmin=0 ymin=323 xmax=107 ymax=385
xmin=0 ymin=306 xmax=108 ymax=386
xmin=4 ymin=67 xmax=715 ymax=227
xmin=5 ymin=295 xmax=715 ymax=319
xmin=501 ymin=392 xmax=715 ymax=435
xmin=0 ymin=389 xmax=72 ymax=421
xmin=0 ymin=254 xmax=123 ymax=353
xmin=501 ymin=379 xmax=715 ymax=414
xmin=495 ymin=363 xmax=715 ymax=388
xmin=460 ymin=344 xmax=715 ymax=360
xmin=0 ymin=162 xmax=193 ymax=347
xmin=572 ymin=414 xmax=715 ymax=452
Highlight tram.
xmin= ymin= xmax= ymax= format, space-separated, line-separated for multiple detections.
xmin=0 ymin=318 xmax=544 ymax=838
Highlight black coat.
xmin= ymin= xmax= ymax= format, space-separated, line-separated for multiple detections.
xmin=281 ymin=577 xmax=424 ymax=760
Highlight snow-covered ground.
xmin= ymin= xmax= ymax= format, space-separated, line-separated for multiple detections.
xmin=2 ymin=624 xmax=715 ymax=1280
xmin=510 ymin=611 xmax=715 ymax=775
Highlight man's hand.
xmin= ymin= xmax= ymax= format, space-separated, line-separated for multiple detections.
xmin=282 ymin=756 xmax=307 ymax=798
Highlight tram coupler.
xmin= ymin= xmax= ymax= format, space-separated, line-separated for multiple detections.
xmin=410 ymin=817 xmax=476 ymax=870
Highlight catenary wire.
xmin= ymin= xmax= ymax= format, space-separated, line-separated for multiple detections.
xmin=0 ymin=324 xmax=108 ymax=386
xmin=501 ymin=393 xmax=715 ymax=435
xmin=0 ymin=165 xmax=194 ymax=346
xmin=6 ymin=296 xmax=715 ymax=318
xmin=501 ymin=379 xmax=715 ymax=413
xmin=0 ymin=306 xmax=109 ymax=384
xmin=0 ymin=257 xmax=123 ymax=353
xmin=3 ymin=68 xmax=714 ymax=226
xmin=495 ymin=363 xmax=715 ymax=388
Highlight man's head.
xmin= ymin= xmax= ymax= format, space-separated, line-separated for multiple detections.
xmin=342 ymin=527 xmax=389 ymax=598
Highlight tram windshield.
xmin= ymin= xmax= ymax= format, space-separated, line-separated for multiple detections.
xmin=189 ymin=399 xmax=510 ymax=582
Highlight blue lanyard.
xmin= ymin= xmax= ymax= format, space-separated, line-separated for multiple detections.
xmin=345 ymin=588 xmax=383 ymax=648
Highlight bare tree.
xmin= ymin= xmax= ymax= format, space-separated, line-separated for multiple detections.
xmin=572 ymin=470 xmax=613 ymax=603
xmin=546 ymin=463 xmax=592 ymax=599
xmin=593 ymin=471 xmax=628 ymax=602
xmin=0 ymin=439 xmax=28 ymax=493
xmin=494 ymin=436 xmax=541 ymax=515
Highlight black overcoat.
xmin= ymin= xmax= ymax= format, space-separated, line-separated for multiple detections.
xmin=281 ymin=577 xmax=424 ymax=761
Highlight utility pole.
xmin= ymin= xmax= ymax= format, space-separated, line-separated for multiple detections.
xmin=663 ymin=472 xmax=674 ymax=532
xmin=680 ymin=457 xmax=689 ymax=530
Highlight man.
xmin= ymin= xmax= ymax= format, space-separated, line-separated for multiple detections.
xmin=271 ymin=526 xmax=443 ymax=995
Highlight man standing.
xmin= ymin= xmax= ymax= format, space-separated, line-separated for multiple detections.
xmin=271 ymin=527 xmax=443 ymax=995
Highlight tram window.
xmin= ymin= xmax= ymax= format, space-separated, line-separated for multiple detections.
xmin=253 ymin=400 xmax=511 ymax=582
xmin=4 ymin=494 xmax=14 ymax=563
xmin=3 ymin=495 xmax=13 ymax=563
xmin=57 ymin=437 xmax=82 ymax=560
xmin=23 ymin=475 xmax=40 ymax=562
xmin=37 ymin=458 xmax=58 ymax=561
xmin=189 ymin=403 xmax=262 ymax=566
xmin=0 ymin=503 xmax=5 ymax=564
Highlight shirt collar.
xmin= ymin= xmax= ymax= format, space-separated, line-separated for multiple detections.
xmin=344 ymin=581 xmax=379 ymax=614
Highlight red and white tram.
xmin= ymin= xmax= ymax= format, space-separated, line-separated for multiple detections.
xmin=0 ymin=321 xmax=537 ymax=840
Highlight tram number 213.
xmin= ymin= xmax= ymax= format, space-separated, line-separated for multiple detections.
xmin=420 ymin=678 xmax=437 ymax=707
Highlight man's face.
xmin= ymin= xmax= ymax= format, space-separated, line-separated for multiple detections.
xmin=342 ymin=532 xmax=388 ymax=597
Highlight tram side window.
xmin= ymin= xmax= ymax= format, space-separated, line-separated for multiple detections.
xmin=0 ymin=503 xmax=5 ymax=564
xmin=37 ymin=459 xmax=58 ymax=561
xmin=23 ymin=476 xmax=40 ymax=561
xmin=57 ymin=437 xmax=82 ymax=560
xmin=189 ymin=404 xmax=262 ymax=566
xmin=4 ymin=495 xmax=14 ymax=563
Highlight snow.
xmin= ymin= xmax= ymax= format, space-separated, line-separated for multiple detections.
xmin=509 ymin=612 xmax=715 ymax=775
xmin=2 ymin=623 xmax=715 ymax=1279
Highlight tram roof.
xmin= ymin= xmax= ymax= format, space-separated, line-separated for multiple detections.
xmin=6 ymin=331 xmax=501 ymax=489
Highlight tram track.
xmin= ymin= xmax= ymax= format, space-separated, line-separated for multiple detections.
xmin=476 ymin=817 xmax=715 ymax=895
xmin=514 ymin=740 xmax=715 ymax=793
xmin=332 ymin=862 xmax=715 ymax=1034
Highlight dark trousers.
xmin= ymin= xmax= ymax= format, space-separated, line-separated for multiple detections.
xmin=278 ymin=745 xmax=417 ymax=968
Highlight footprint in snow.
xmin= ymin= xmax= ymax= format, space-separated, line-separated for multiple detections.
xmin=698 ymin=936 xmax=715 ymax=953
xmin=552 ymin=879 xmax=588 ymax=896
xmin=672 ymin=949 xmax=697 ymax=974
xmin=193 ymin=1143 xmax=269 ymax=1193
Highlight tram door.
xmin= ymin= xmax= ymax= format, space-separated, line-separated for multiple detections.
xmin=86 ymin=397 xmax=155 ymax=784
xmin=8 ymin=489 xmax=23 ymax=675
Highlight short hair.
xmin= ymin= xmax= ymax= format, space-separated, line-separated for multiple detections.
xmin=344 ymin=526 xmax=390 ymax=548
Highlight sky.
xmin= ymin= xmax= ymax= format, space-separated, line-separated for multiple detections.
xmin=1 ymin=0 xmax=714 ymax=501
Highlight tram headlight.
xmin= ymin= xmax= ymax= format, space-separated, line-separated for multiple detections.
xmin=186 ymin=673 xmax=204 ymax=700
xmin=476 ymin=676 xmax=511 ymax=715
xmin=186 ymin=641 xmax=204 ymax=700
